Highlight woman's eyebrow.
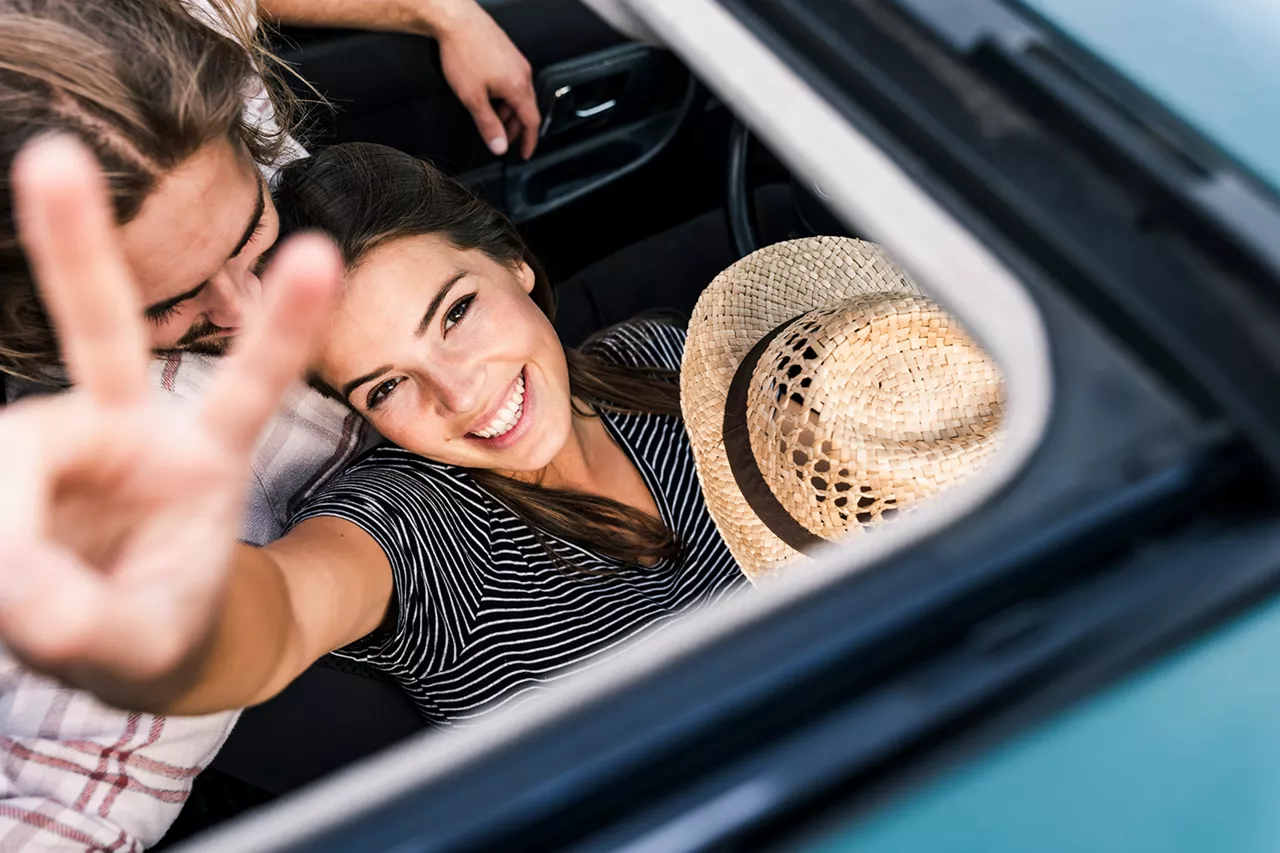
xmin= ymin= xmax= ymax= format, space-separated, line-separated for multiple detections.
xmin=415 ymin=271 xmax=469 ymax=337
xmin=342 ymin=364 xmax=392 ymax=404
xmin=340 ymin=271 xmax=471 ymax=403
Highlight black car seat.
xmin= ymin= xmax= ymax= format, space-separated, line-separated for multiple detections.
xmin=209 ymin=656 xmax=426 ymax=793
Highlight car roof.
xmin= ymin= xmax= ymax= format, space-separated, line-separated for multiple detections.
xmin=1023 ymin=0 xmax=1280 ymax=194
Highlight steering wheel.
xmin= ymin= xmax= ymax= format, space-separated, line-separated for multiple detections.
xmin=725 ymin=118 xmax=762 ymax=259
xmin=725 ymin=117 xmax=857 ymax=259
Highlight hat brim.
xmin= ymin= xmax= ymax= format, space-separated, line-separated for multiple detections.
xmin=680 ymin=237 xmax=922 ymax=582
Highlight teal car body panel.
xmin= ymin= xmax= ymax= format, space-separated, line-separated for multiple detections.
xmin=804 ymin=593 xmax=1280 ymax=852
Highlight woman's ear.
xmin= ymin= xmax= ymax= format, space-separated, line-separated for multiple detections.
xmin=517 ymin=260 xmax=536 ymax=294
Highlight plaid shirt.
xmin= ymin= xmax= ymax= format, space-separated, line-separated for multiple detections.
xmin=0 ymin=357 xmax=376 ymax=852
xmin=0 ymin=663 xmax=234 ymax=853
xmin=0 ymin=3 xmax=381 ymax=848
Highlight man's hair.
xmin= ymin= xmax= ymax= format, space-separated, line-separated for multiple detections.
xmin=0 ymin=0 xmax=297 ymax=384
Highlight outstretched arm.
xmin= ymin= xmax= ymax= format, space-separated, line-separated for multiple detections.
xmin=168 ymin=518 xmax=393 ymax=716
xmin=259 ymin=0 xmax=540 ymax=159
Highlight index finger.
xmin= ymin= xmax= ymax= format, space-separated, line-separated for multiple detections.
xmin=513 ymin=87 xmax=541 ymax=160
xmin=11 ymin=136 xmax=149 ymax=405
xmin=200 ymin=233 xmax=341 ymax=454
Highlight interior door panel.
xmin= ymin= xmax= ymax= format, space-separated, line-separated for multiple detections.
xmin=501 ymin=44 xmax=697 ymax=221
xmin=273 ymin=0 xmax=714 ymax=234
xmin=274 ymin=0 xmax=628 ymax=176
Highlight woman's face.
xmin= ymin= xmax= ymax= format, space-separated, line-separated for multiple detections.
xmin=314 ymin=234 xmax=574 ymax=472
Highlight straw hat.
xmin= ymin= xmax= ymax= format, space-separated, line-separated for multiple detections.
xmin=681 ymin=237 xmax=1004 ymax=582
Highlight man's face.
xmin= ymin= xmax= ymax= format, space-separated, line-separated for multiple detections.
xmin=118 ymin=138 xmax=279 ymax=355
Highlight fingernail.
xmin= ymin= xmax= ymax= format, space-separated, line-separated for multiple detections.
xmin=488 ymin=136 xmax=509 ymax=156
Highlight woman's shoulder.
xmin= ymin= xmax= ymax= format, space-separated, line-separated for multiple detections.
xmin=342 ymin=443 xmax=454 ymax=481
xmin=579 ymin=312 xmax=688 ymax=372
xmin=296 ymin=446 xmax=483 ymax=530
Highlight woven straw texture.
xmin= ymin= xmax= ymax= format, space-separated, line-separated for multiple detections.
xmin=681 ymin=237 xmax=1004 ymax=582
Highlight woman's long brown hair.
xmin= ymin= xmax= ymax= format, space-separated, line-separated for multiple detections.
xmin=274 ymin=142 xmax=683 ymax=566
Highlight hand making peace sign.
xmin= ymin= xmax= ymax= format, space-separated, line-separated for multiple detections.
xmin=0 ymin=136 xmax=340 ymax=709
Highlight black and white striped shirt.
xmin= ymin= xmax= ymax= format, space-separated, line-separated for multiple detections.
xmin=293 ymin=319 xmax=747 ymax=727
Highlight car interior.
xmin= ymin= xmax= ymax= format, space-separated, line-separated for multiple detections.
xmin=67 ymin=0 xmax=1280 ymax=848
xmin=156 ymin=1 xmax=837 ymax=843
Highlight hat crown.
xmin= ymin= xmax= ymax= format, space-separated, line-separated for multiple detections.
xmin=681 ymin=235 xmax=1005 ymax=582
xmin=744 ymin=294 xmax=1003 ymax=542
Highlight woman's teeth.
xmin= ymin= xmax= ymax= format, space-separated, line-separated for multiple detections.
xmin=472 ymin=374 xmax=525 ymax=439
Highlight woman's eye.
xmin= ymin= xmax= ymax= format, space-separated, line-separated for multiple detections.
xmin=366 ymin=377 xmax=403 ymax=409
xmin=443 ymin=294 xmax=476 ymax=333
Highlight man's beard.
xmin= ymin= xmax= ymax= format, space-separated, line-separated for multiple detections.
xmin=157 ymin=319 xmax=235 ymax=357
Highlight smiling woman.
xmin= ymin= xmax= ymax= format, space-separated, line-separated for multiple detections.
xmin=276 ymin=143 xmax=694 ymax=565
xmin=50 ymin=140 xmax=750 ymax=727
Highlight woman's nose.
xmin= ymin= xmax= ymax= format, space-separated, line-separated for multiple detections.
xmin=432 ymin=375 xmax=482 ymax=415
xmin=424 ymin=360 xmax=485 ymax=416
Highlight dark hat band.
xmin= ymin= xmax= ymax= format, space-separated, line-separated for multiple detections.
xmin=722 ymin=315 xmax=825 ymax=554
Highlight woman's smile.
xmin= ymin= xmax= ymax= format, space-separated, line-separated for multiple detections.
xmin=318 ymin=234 xmax=573 ymax=471
xmin=465 ymin=366 xmax=536 ymax=450
xmin=468 ymin=369 xmax=524 ymax=439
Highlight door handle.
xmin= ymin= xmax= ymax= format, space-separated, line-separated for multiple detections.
xmin=574 ymin=99 xmax=618 ymax=119
xmin=541 ymin=80 xmax=623 ymax=138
